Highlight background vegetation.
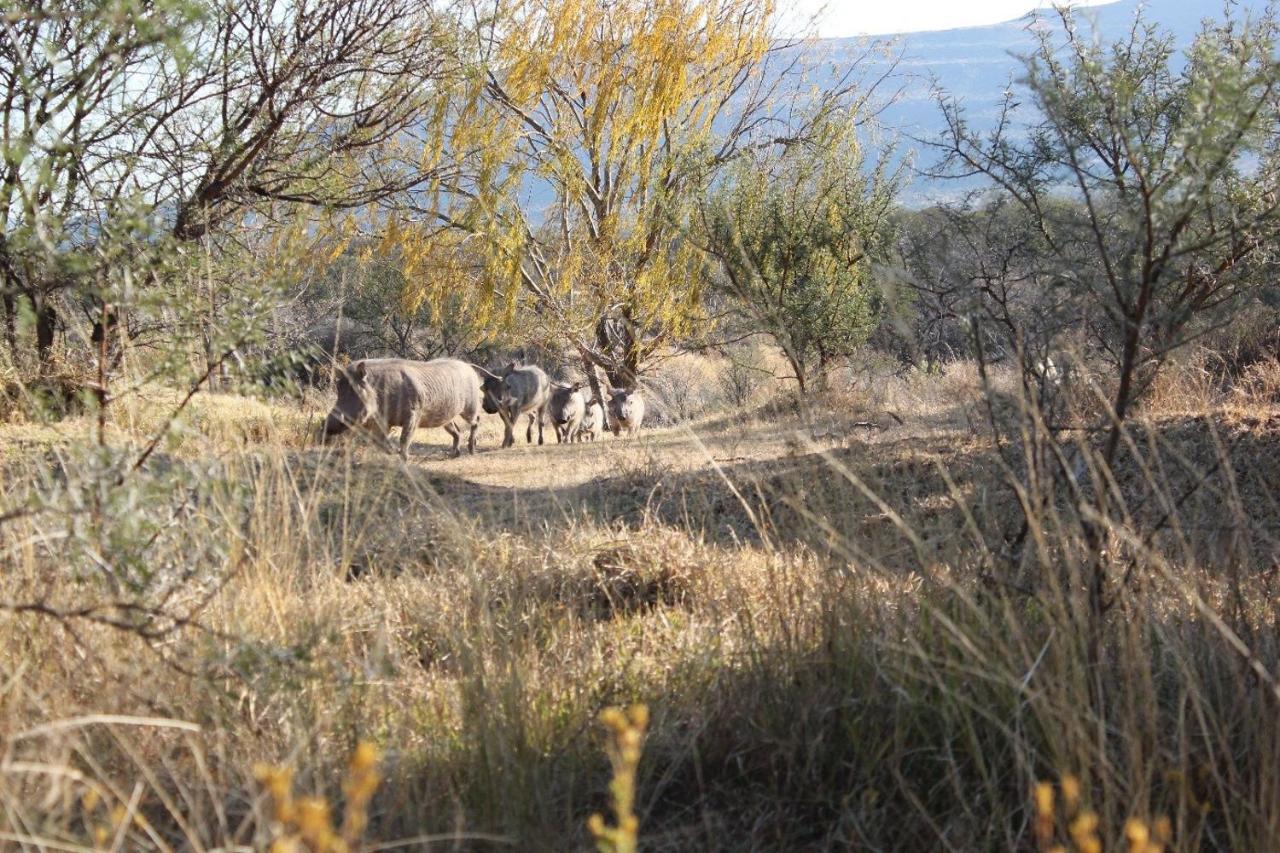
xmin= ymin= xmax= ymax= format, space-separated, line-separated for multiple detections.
xmin=1 ymin=0 xmax=1278 ymax=850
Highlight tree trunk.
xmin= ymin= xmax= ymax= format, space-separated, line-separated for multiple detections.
xmin=594 ymin=313 xmax=641 ymax=389
xmin=781 ymin=345 xmax=806 ymax=395
xmin=96 ymin=299 xmax=111 ymax=445
xmin=35 ymin=296 xmax=57 ymax=371
xmin=580 ymin=349 xmax=612 ymax=431
xmin=1 ymin=291 xmax=15 ymax=360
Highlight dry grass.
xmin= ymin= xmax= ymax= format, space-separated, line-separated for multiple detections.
xmin=1 ymin=358 xmax=1278 ymax=850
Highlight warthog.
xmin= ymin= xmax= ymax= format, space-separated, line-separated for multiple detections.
xmin=607 ymin=387 xmax=645 ymax=437
xmin=577 ymin=399 xmax=604 ymax=442
xmin=320 ymin=358 xmax=483 ymax=458
xmin=476 ymin=362 xmax=551 ymax=448
xmin=547 ymin=382 xmax=586 ymax=443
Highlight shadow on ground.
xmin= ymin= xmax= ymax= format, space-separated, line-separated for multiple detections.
xmin=304 ymin=408 xmax=1280 ymax=578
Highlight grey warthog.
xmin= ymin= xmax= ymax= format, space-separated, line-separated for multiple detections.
xmin=547 ymin=381 xmax=586 ymax=443
xmin=607 ymin=387 xmax=646 ymax=437
xmin=320 ymin=358 xmax=483 ymax=458
xmin=577 ymin=399 xmax=604 ymax=442
xmin=476 ymin=362 xmax=551 ymax=448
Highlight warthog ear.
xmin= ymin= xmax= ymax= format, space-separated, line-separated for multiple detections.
xmin=570 ymin=381 xmax=586 ymax=391
xmin=350 ymin=361 xmax=367 ymax=383
xmin=503 ymin=361 xmax=517 ymax=375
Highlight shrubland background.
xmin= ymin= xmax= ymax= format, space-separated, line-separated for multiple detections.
xmin=2 ymin=0 xmax=1279 ymax=850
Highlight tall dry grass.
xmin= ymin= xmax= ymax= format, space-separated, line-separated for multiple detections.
xmin=0 ymin=356 xmax=1277 ymax=850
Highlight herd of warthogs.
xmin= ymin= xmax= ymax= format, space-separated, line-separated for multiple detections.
xmin=320 ymin=358 xmax=646 ymax=458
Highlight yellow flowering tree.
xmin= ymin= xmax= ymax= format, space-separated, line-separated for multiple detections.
xmin=399 ymin=0 xmax=863 ymax=388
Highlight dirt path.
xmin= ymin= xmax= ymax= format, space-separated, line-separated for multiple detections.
xmin=403 ymin=413 xmax=850 ymax=492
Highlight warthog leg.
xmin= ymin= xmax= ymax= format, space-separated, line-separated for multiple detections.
xmin=443 ymin=422 xmax=462 ymax=458
xmin=501 ymin=410 xmax=515 ymax=448
xmin=398 ymin=412 xmax=419 ymax=460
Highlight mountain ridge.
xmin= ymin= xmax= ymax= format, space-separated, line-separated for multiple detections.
xmin=818 ymin=0 xmax=1271 ymax=202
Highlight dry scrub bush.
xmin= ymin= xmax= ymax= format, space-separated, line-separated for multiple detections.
xmin=717 ymin=342 xmax=791 ymax=411
xmin=1136 ymin=345 xmax=1280 ymax=420
xmin=0 ymin=374 xmax=1278 ymax=849
xmin=1232 ymin=357 xmax=1280 ymax=407
xmin=644 ymin=351 xmax=726 ymax=425
xmin=0 ymin=359 xmax=101 ymax=424
xmin=1142 ymin=349 xmax=1229 ymax=416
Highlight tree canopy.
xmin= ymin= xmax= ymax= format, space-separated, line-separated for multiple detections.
xmin=703 ymin=116 xmax=901 ymax=392
xmin=386 ymin=0 xmax=871 ymax=388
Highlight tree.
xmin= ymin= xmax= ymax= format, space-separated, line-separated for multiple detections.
xmin=399 ymin=0 xmax=876 ymax=393
xmin=928 ymin=7 xmax=1280 ymax=646
xmin=938 ymin=7 xmax=1280 ymax=465
xmin=318 ymin=235 xmax=497 ymax=361
xmin=702 ymin=116 xmax=901 ymax=392
xmin=893 ymin=198 xmax=1094 ymax=377
xmin=0 ymin=1 xmax=193 ymax=366
xmin=0 ymin=0 xmax=455 ymax=371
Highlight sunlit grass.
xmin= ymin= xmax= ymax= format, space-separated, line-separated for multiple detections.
xmin=0 ymin=355 xmax=1277 ymax=849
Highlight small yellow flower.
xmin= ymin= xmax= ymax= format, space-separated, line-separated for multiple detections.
xmin=599 ymin=707 xmax=628 ymax=733
xmin=590 ymin=703 xmax=648 ymax=853
xmin=626 ymin=704 xmax=649 ymax=729
xmin=1070 ymin=811 xmax=1098 ymax=837
xmin=1060 ymin=775 xmax=1081 ymax=813
xmin=1034 ymin=782 xmax=1054 ymax=818
xmin=1033 ymin=781 xmax=1055 ymax=843
xmin=1125 ymin=817 xmax=1151 ymax=852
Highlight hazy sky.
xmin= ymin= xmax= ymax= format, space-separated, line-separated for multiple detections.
xmin=782 ymin=0 xmax=1117 ymax=37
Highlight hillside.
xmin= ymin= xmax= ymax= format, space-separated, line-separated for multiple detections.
xmin=815 ymin=0 xmax=1273 ymax=200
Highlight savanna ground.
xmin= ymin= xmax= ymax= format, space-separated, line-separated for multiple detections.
xmin=1 ymin=354 xmax=1279 ymax=850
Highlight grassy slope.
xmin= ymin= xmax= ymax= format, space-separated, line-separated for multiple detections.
xmin=1 ymin=365 xmax=1278 ymax=850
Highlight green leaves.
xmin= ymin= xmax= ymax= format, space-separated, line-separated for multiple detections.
xmin=705 ymin=115 xmax=901 ymax=391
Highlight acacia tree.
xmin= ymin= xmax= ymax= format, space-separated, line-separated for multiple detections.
xmin=893 ymin=198 xmax=1095 ymax=377
xmin=702 ymin=116 xmax=901 ymax=392
xmin=939 ymin=8 xmax=1280 ymax=465
xmin=397 ymin=0 xmax=875 ymax=392
xmin=314 ymin=238 xmax=495 ymax=360
xmin=929 ymin=7 xmax=1280 ymax=641
xmin=0 ymin=0 xmax=463 ymax=648
xmin=0 ymin=0 xmax=456 ymax=371
xmin=0 ymin=1 xmax=191 ymax=365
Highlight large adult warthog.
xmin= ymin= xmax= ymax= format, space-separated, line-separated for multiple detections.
xmin=547 ymin=381 xmax=586 ymax=443
xmin=320 ymin=358 xmax=484 ymax=458
xmin=476 ymin=362 xmax=551 ymax=448
xmin=607 ymin=387 xmax=646 ymax=437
